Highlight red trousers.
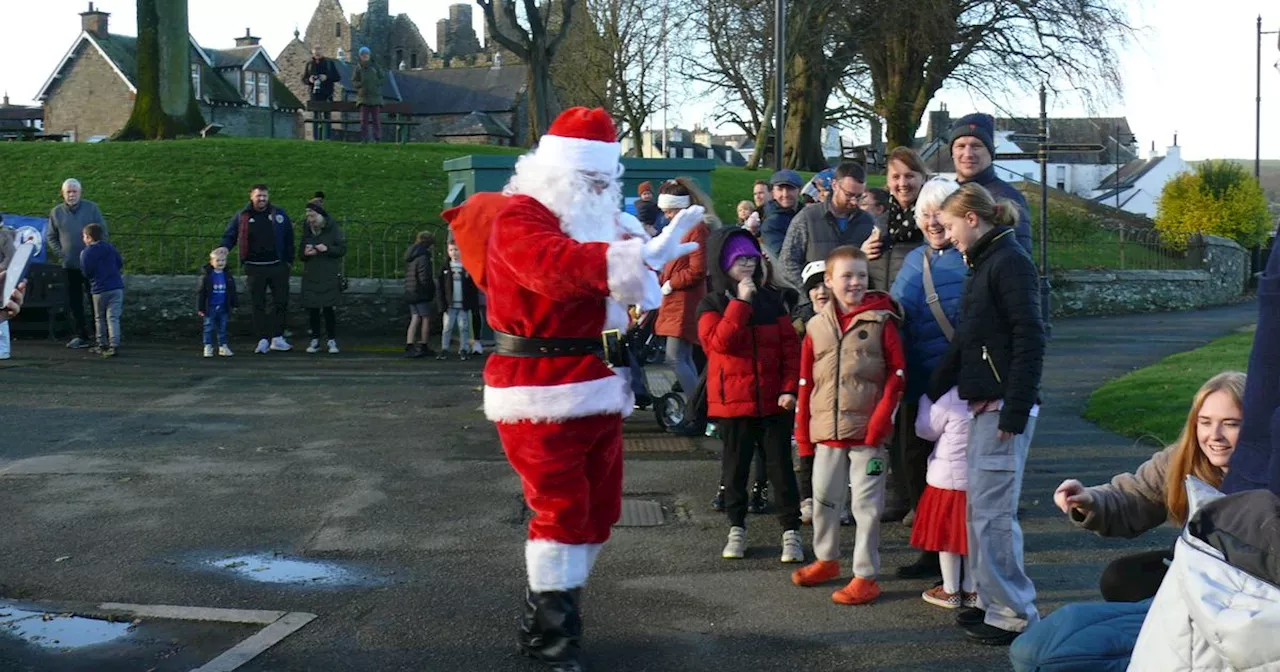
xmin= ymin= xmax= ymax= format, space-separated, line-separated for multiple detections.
xmin=499 ymin=414 xmax=624 ymax=545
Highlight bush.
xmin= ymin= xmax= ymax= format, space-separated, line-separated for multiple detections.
xmin=1155 ymin=161 xmax=1272 ymax=249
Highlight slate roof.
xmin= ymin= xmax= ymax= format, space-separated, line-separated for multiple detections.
xmin=1097 ymin=156 xmax=1166 ymax=190
xmin=997 ymin=117 xmax=1139 ymax=165
xmin=393 ymin=65 xmax=527 ymax=115
xmin=436 ymin=111 xmax=514 ymax=138
xmin=206 ymin=46 xmax=275 ymax=70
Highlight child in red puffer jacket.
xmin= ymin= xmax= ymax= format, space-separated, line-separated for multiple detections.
xmin=697 ymin=227 xmax=803 ymax=564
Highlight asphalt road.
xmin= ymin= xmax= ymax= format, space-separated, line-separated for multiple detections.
xmin=0 ymin=300 xmax=1259 ymax=671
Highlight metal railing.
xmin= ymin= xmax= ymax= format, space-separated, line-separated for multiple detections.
xmin=1043 ymin=222 xmax=1201 ymax=272
xmin=105 ymin=215 xmax=449 ymax=279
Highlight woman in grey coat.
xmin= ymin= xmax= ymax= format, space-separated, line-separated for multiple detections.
xmin=299 ymin=201 xmax=347 ymax=354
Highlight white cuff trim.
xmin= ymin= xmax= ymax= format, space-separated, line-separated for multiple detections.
xmin=485 ymin=374 xmax=634 ymax=423
xmin=527 ymin=539 xmax=591 ymax=591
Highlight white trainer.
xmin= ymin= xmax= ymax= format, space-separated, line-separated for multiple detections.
xmin=218 ymin=345 xmax=234 ymax=357
xmin=270 ymin=336 xmax=292 ymax=352
xmin=306 ymin=339 xmax=320 ymax=354
xmin=800 ymin=498 xmax=814 ymax=524
xmin=203 ymin=345 xmax=214 ymax=358
xmin=327 ymin=339 xmax=340 ymax=354
xmin=781 ymin=530 xmax=805 ymax=563
xmin=254 ymin=339 xmax=269 ymax=354
xmin=722 ymin=526 xmax=746 ymax=559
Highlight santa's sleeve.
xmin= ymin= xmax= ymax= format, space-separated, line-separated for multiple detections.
xmin=490 ymin=203 xmax=649 ymax=305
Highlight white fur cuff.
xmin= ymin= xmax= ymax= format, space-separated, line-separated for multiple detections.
xmin=527 ymin=539 xmax=591 ymax=591
xmin=606 ymin=238 xmax=649 ymax=306
xmin=485 ymin=374 xmax=634 ymax=423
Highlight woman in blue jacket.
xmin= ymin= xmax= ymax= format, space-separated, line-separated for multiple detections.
xmin=889 ymin=177 xmax=966 ymax=578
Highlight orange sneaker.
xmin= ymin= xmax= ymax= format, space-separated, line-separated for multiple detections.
xmin=791 ymin=559 xmax=841 ymax=587
xmin=831 ymin=577 xmax=881 ymax=605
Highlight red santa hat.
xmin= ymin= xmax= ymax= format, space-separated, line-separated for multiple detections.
xmin=535 ymin=107 xmax=621 ymax=176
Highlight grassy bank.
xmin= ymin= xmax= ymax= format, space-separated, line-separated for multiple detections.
xmin=1083 ymin=330 xmax=1254 ymax=443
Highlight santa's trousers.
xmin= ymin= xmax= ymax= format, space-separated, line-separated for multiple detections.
xmin=499 ymin=413 xmax=624 ymax=591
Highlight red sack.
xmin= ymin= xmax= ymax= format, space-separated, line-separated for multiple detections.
xmin=441 ymin=192 xmax=510 ymax=294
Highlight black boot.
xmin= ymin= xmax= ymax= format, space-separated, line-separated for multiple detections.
xmin=896 ymin=550 xmax=942 ymax=579
xmin=711 ymin=485 xmax=725 ymax=512
xmin=518 ymin=588 xmax=584 ymax=671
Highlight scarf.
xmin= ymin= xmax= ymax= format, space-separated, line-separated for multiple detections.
xmin=884 ymin=198 xmax=922 ymax=244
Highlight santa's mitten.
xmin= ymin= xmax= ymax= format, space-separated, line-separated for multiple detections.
xmin=643 ymin=205 xmax=704 ymax=268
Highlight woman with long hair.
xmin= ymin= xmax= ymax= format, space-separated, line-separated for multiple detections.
xmin=1054 ymin=371 xmax=1246 ymax=602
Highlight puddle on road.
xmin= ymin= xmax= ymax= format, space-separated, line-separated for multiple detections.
xmin=0 ymin=604 xmax=133 ymax=649
xmin=211 ymin=553 xmax=354 ymax=585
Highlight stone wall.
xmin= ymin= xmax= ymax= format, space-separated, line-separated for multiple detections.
xmin=44 ymin=42 xmax=134 ymax=141
xmin=1051 ymin=234 xmax=1248 ymax=316
xmin=203 ymin=105 xmax=300 ymax=139
xmin=122 ymin=274 xmax=408 ymax=339
xmin=304 ymin=0 xmax=353 ymax=63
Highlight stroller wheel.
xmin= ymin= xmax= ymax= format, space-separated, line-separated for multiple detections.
xmin=654 ymin=392 xmax=686 ymax=429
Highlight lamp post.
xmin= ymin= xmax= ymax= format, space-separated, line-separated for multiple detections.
xmin=773 ymin=0 xmax=785 ymax=171
xmin=1258 ymin=16 xmax=1280 ymax=180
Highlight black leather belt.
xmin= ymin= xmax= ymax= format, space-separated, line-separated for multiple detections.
xmin=493 ymin=330 xmax=627 ymax=367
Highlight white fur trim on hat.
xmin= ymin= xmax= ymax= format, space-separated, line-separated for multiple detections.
xmin=537 ymin=134 xmax=621 ymax=175
xmin=526 ymin=540 xmax=591 ymax=591
xmin=485 ymin=374 xmax=634 ymax=423
xmin=656 ymin=194 xmax=690 ymax=209
xmin=606 ymin=238 xmax=648 ymax=306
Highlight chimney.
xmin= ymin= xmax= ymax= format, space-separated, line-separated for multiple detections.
xmin=80 ymin=2 xmax=110 ymax=39
xmin=928 ymin=105 xmax=951 ymax=143
xmin=235 ymin=28 xmax=260 ymax=47
xmin=1167 ymin=132 xmax=1181 ymax=162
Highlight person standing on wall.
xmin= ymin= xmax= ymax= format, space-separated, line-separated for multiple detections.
xmin=48 ymin=178 xmax=107 ymax=349
xmin=351 ymin=46 xmax=384 ymax=143
xmin=303 ymin=46 xmax=339 ymax=141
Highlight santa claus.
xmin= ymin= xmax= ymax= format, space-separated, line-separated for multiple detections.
xmin=444 ymin=107 xmax=703 ymax=671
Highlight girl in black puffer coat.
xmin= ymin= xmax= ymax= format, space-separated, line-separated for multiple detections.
xmin=403 ymin=232 xmax=436 ymax=358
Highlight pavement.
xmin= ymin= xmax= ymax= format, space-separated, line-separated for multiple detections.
xmin=0 ymin=300 xmax=1260 ymax=672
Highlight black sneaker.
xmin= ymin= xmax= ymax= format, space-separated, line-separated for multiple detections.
xmin=963 ymin=621 xmax=1020 ymax=646
xmin=747 ymin=482 xmax=768 ymax=514
xmin=896 ymin=551 xmax=942 ymax=579
xmin=956 ymin=607 xmax=985 ymax=627
xmin=403 ymin=344 xmax=419 ymax=358
xmin=710 ymin=485 xmax=725 ymax=512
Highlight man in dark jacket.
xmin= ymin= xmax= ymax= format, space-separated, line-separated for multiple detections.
xmin=779 ymin=162 xmax=876 ymax=289
xmin=219 ymin=184 xmax=294 ymax=354
xmin=303 ymin=46 xmax=339 ymax=140
xmin=759 ymin=170 xmax=803 ymax=290
xmin=950 ymin=113 xmax=1033 ymax=255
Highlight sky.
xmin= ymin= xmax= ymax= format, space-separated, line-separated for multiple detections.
xmin=2 ymin=0 xmax=1279 ymax=161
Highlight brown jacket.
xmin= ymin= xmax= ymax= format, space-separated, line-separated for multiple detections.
xmin=802 ymin=292 xmax=901 ymax=445
xmin=1069 ymin=445 xmax=1176 ymax=538
xmin=655 ymin=221 xmax=709 ymax=344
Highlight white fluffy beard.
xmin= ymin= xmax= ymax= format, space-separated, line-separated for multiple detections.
xmin=506 ymin=152 xmax=623 ymax=243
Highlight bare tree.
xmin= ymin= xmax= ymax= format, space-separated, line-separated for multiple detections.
xmin=117 ymin=0 xmax=204 ymax=140
xmin=859 ymin=0 xmax=1131 ymax=148
xmin=680 ymin=0 xmax=773 ymax=141
xmin=477 ymin=0 xmax=580 ymax=142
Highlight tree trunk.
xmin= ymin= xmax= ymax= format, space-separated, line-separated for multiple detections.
xmin=527 ymin=54 xmax=554 ymax=143
xmin=117 ymin=0 xmax=204 ymax=140
xmin=746 ymin=96 xmax=774 ymax=170
xmin=883 ymin=105 xmax=919 ymax=153
xmin=782 ymin=54 xmax=831 ymax=171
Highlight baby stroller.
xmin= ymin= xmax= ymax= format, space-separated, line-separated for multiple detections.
xmin=656 ymin=367 xmax=711 ymax=437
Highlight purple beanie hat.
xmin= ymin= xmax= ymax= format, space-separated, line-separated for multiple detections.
xmin=720 ymin=233 xmax=761 ymax=272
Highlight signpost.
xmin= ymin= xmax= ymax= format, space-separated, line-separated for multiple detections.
xmin=992 ymin=85 xmax=1107 ymax=339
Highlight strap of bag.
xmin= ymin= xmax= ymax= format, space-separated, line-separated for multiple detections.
xmin=922 ymin=252 xmax=955 ymax=342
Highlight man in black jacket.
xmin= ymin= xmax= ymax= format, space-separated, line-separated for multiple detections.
xmin=950 ymin=113 xmax=1033 ymax=255
xmin=303 ymin=46 xmax=339 ymax=140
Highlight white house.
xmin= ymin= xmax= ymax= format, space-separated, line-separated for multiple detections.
xmin=1089 ymin=142 xmax=1191 ymax=218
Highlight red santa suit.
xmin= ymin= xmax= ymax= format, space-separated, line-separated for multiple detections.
xmin=445 ymin=107 xmax=701 ymax=671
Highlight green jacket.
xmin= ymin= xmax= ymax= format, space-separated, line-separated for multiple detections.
xmin=299 ymin=220 xmax=348 ymax=309
xmin=351 ymin=62 xmax=385 ymax=106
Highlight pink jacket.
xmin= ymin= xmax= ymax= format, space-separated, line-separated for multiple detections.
xmin=915 ymin=389 xmax=970 ymax=491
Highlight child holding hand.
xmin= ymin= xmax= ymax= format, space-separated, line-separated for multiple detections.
xmin=791 ymin=246 xmax=905 ymax=605
xmin=910 ymin=388 xmax=976 ymax=609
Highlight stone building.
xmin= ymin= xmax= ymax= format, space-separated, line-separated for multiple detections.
xmin=37 ymin=3 xmax=302 ymax=141
xmin=301 ymin=0 xmax=432 ymax=71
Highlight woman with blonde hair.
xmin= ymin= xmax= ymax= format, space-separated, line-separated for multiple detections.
xmin=1054 ymin=371 xmax=1246 ymax=603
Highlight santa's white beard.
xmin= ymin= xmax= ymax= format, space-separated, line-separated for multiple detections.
xmin=507 ymin=153 xmax=623 ymax=243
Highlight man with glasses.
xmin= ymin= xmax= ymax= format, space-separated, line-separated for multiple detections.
xmin=780 ymin=162 xmax=876 ymax=290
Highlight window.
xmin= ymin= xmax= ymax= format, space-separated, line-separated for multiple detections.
xmin=410 ymin=52 xmax=418 ymax=68
xmin=683 ymin=147 xmax=693 ymax=159
xmin=335 ymin=22 xmax=342 ymax=37
xmin=1055 ymin=165 xmax=1066 ymax=190
xmin=256 ymin=72 xmax=270 ymax=107
xmin=190 ymin=63 xmax=201 ymax=97
xmin=242 ymin=72 xmax=256 ymax=105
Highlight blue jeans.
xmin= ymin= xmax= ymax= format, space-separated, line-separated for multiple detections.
xmin=203 ymin=305 xmax=229 ymax=346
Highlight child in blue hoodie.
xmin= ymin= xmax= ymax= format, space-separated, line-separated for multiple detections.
xmin=198 ymin=247 xmax=238 ymax=357
xmin=79 ymin=223 xmax=123 ymax=357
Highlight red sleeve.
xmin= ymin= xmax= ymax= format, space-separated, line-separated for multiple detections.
xmin=698 ymin=299 xmax=753 ymax=354
xmin=777 ymin=316 xmax=800 ymax=396
xmin=864 ymin=320 xmax=906 ymax=447
xmin=795 ymin=333 xmax=815 ymax=457
xmin=664 ymin=224 xmax=708 ymax=291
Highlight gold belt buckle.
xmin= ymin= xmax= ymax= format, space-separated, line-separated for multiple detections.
xmin=601 ymin=329 xmax=622 ymax=364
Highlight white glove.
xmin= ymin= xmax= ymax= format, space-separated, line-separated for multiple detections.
xmin=661 ymin=281 xmax=673 ymax=296
xmin=643 ymin=205 xmax=704 ymax=269
xmin=640 ymin=273 xmax=663 ymax=311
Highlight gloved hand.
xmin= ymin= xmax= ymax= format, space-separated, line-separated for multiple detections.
xmin=661 ymin=281 xmax=673 ymax=296
xmin=640 ymin=272 xmax=663 ymax=311
xmin=642 ymin=205 xmax=704 ymax=269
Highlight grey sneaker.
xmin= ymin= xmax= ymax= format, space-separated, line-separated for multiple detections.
xmin=254 ymin=338 xmax=270 ymax=354
xmin=305 ymin=339 xmax=320 ymax=354
xmin=218 ymin=345 xmax=233 ymax=357
xmin=270 ymin=336 xmax=292 ymax=352
xmin=722 ymin=526 xmax=746 ymax=559
xmin=326 ymin=339 xmax=339 ymax=354
xmin=781 ymin=530 xmax=805 ymax=563
xmin=67 ymin=337 xmax=90 ymax=349
xmin=800 ymin=498 xmax=814 ymax=525
xmin=203 ymin=345 xmax=214 ymax=358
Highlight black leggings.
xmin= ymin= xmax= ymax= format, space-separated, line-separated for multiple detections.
xmin=1099 ymin=549 xmax=1173 ymax=602
xmin=308 ymin=307 xmax=336 ymax=340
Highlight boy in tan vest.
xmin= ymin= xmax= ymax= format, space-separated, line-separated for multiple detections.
xmin=791 ymin=246 xmax=905 ymax=605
